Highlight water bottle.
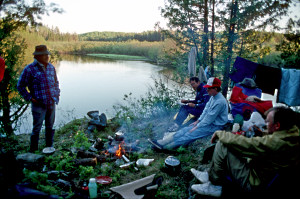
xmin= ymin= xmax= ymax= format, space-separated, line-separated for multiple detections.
xmin=126 ymin=116 xmax=131 ymax=130
xmin=88 ymin=178 xmax=97 ymax=198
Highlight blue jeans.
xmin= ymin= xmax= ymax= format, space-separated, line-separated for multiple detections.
xmin=171 ymin=124 xmax=223 ymax=148
xmin=175 ymin=105 xmax=204 ymax=125
xmin=30 ymin=103 xmax=56 ymax=151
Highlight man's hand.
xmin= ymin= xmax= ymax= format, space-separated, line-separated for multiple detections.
xmin=211 ymin=132 xmax=218 ymax=143
xmin=181 ymin=99 xmax=189 ymax=103
xmin=31 ymin=98 xmax=39 ymax=104
xmin=189 ymin=126 xmax=198 ymax=133
xmin=190 ymin=120 xmax=199 ymax=127
xmin=188 ymin=103 xmax=195 ymax=107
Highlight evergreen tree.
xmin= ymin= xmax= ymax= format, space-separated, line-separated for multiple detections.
xmin=159 ymin=0 xmax=296 ymax=96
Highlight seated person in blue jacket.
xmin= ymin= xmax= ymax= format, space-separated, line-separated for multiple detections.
xmin=149 ymin=77 xmax=228 ymax=150
xmin=168 ymin=76 xmax=210 ymax=131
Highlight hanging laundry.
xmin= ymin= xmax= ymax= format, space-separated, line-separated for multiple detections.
xmin=229 ymin=56 xmax=258 ymax=83
xmin=254 ymin=64 xmax=281 ymax=95
xmin=198 ymin=65 xmax=207 ymax=83
xmin=277 ymin=68 xmax=300 ymax=106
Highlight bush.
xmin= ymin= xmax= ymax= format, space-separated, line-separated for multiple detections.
xmin=73 ymin=130 xmax=91 ymax=150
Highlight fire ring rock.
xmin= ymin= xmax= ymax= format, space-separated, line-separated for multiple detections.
xmin=16 ymin=153 xmax=45 ymax=170
xmin=87 ymin=111 xmax=107 ymax=132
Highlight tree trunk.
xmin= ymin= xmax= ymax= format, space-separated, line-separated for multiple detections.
xmin=0 ymin=70 xmax=13 ymax=135
xmin=210 ymin=0 xmax=215 ymax=76
xmin=239 ymin=36 xmax=244 ymax=56
xmin=203 ymin=0 xmax=209 ymax=69
xmin=222 ymin=0 xmax=238 ymax=97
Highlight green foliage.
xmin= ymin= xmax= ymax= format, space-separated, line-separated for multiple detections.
xmin=113 ymin=78 xmax=187 ymax=122
xmin=73 ymin=130 xmax=91 ymax=150
xmin=47 ymin=40 xmax=167 ymax=63
xmin=276 ymin=33 xmax=300 ymax=69
xmin=37 ymin=184 xmax=62 ymax=196
xmin=159 ymin=0 xmax=298 ymax=96
xmin=34 ymin=25 xmax=78 ymax=42
xmin=0 ymin=31 xmax=28 ymax=134
xmin=87 ymin=53 xmax=148 ymax=61
xmin=23 ymin=169 xmax=48 ymax=185
xmin=78 ymin=165 xmax=95 ymax=180
xmin=176 ymin=146 xmax=188 ymax=153
xmin=258 ymin=52 xmax=284 ymax=68
xmin=79 ymin=31 xmax=164 ymax=42
xmin=45 ymin=151 xmax=75 ymax=172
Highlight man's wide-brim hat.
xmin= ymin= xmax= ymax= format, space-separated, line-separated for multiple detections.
xmin=33 ymin=45 xmax=51 ymax=55
xmin=239 ymin=78 xmax=257 ymax=88
xmin=203 ymin=77 xmax=222 ymax=88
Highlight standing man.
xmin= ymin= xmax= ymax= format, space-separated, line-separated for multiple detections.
xmin=168 ymin=77 xmax=210 ymax=131
xmin=149 ymin=77 xmax=228 ymax=150
xmin=17 ymin=45 xmax=60 ymax=152
xmin=190 ymin=106 xmax=300 ymax=197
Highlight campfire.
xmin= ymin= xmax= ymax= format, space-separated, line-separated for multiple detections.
xmin=75 ymin=130 xmax=141 ymax=170
xmin=115 ymin=142 xmax=126 ymax=158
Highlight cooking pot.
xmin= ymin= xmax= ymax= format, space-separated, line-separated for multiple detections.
xmin=115 ymin=131 xmax=124 ymax=141
xmin=164 ymin=156 xmax=181 ymax=176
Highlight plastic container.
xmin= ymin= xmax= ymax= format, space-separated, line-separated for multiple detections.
xmin=88 ymin=178 xmax=98 ymax=198
xmin=136 ymin=159 xmax=154 ymax=167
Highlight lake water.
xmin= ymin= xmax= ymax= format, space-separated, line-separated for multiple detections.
xmin=16 ymin=55 xmax=167 ymax=134
xmin=15 ymin=54 xmax=282 ymax=134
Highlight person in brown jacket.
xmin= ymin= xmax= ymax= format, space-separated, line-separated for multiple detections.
xmin=190 ymin=106 xmax=300 ymax=197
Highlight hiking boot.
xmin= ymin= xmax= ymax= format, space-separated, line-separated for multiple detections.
xmin=147 ymin=139 xmax=163 ymax=150
xmin=191 ymin=168 xmax=209 ymax=183
xmin=191 ymin=182 xmax=222 ymax=197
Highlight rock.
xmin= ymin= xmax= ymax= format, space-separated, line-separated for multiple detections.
xmin=99 ymin=113 xmax=107 ymax=126
xmin=77 ymin=150 xmax=106 ymax=163
xmin=47 ymin=170 xmax=60 ymax=180
xmin=87 ymin=124 xmax=96 ymax=132
xmin=74 ymin=158 xmax=97 ymax=166
xmin=56 ymin=179 xmax=72 ymax=190
xmin=87 ymin=111 xmax=99 ymax=120
xmin=87 ymin=111 xmax=107 ymax=132
xmin=7 ymin=184 xmax=60 ymax=199
xmin=16 ymin=153 xmax=45 ymax=170
xmin=93 ymin=138 xmax=104 ymax=150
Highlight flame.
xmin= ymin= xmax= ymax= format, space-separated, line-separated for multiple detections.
xmin=115 ymin=142 xmax=125 ymax=158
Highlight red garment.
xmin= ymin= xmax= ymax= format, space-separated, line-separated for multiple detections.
xmin=0 ymin=56 xmax=5 ymax=82
xmin=230 ymin=86 xmax=273 ymax=115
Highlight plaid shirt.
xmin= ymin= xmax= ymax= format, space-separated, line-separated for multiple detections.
xmin=17 ymin=59 xmax=60 ymax=106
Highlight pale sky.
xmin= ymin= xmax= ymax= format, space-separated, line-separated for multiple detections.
xmin=41 ymin=0 xmax=299 ymax=34
xmin=42 ymin=0 xmax=167 ymax=34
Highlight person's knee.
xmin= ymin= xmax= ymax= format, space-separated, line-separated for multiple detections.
xmin=213 ymin=141 xmax=228 ymax=157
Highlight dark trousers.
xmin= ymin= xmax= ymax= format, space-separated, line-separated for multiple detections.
xmin=174 ymin=105 xmax=204 ymax=125
xmin=30 ymin=103 xmax=56 ymax=152
xmin=209 ymin=142 xmax=252 ymax=191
